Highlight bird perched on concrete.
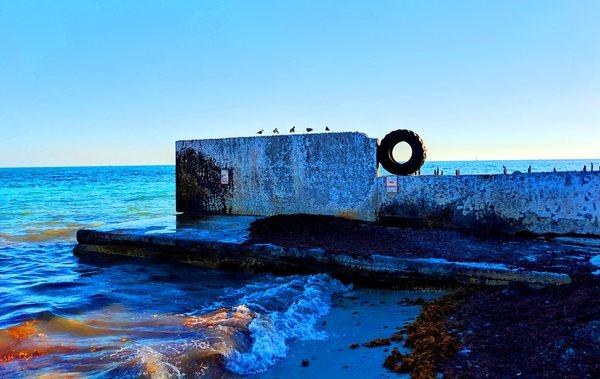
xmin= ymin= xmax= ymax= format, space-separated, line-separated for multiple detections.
xmin=257 ymin=129 xmax=264 ymax=135
xmin=325 ymin=126 xmax=330 ymax=131
xmin=273 ymin=128 xmax=279 ymax=134
xmin=290 ymin=126 xmax=295 ymax=133
xmin=306 ymin=128 xmax=313 ymax=133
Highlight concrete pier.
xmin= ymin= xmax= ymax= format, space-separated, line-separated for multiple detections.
xmin=176 ymin=132 xmax=600 ymax=236
xmin=74 ymin=132 xmax=600 ymax=286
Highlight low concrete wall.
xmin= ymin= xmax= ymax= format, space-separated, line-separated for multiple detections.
xmin=176 ymin=132 xmax=379 ymax=220
xmin=378 ymin=172 xmax=600 ymax=235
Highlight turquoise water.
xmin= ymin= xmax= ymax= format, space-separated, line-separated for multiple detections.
xmin=403 ymin=158 xmax=597 ymax=176
xmin=0 ymin=161 xmax=596 ymax=377
xmin=0 ymin=166 xmax=175 ymax=242
xmin=0 ymin=166 xmax=355 ymax=377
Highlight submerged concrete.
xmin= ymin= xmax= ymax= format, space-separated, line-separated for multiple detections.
xmin=74 ymin=215 xmax=600 ymax=286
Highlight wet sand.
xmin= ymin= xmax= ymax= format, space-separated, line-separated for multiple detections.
xmin=258 ymin=287 xmax=446 ymax=378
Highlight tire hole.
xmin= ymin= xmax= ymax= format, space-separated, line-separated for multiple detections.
xmin=391 ymin=142 xmax=413 ymax=164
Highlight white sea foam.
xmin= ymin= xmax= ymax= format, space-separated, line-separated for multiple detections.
xmin=224 ymin=274 xmax=349 ymax=374
xmin=110 ymin=344 xmax=183 ymax=379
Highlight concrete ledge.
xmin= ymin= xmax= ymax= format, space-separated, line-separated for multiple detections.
xmin=74 ymin=239 xmax=570 ymax=287
xmin=75 ymin=216 xmax=580 ymax=287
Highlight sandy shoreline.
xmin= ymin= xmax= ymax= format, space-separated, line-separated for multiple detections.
xmin=257 ymin=287 xmax=446 ymax=378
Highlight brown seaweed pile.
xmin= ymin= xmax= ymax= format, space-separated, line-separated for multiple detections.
xmin=383 ymin=289 xmax=473 ymax=378
xmin=381 ymin=281 xmax=600 ymax=378
xmin=442 ymin=281 xmax=600 ymax=377
xmin=246 ymin=214 xmax=597 ymax=276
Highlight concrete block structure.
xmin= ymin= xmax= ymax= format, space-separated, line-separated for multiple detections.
xmin=74 ymin=133 xmax=599 ymax=287
xmin=176 ymin=132 xmax=600 ymax=236
xmin=176 ymin=132 xmax=380 ymax=220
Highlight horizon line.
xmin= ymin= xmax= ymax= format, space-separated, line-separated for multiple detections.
xmin=1 ymin=157 xmax=599 ymax=170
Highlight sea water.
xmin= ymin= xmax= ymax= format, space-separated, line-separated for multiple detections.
xmin=0 ymin=161 xmax=594 ymax=377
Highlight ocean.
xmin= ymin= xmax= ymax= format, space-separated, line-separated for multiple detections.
xmin=0 ymin=160 xmax=595 ymax=377
xmin=398 ymin=158 xmax=596 ymax=176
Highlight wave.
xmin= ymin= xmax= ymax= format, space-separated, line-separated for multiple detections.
xmin=0 ymin=274 xmax=349 ymax=377
xmin=224 ymin=274 xmax=350 ymax=375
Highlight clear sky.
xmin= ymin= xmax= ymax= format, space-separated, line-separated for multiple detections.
xmin=1 ymin=1 xmax=598 ymax=167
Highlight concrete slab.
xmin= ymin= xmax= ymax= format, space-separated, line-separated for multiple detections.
xmin=84 ymin=215 xmax=260 ymax=244
xmin=75 ymin=215 xmax=600 ymax=287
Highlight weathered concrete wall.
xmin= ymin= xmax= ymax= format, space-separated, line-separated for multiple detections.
xmin=378 ymin=172 xmax=600 ymax=235
xmin=176 ymin=132 xmax=379 ymax=220
xmin=176 ymin=132 xmax=599 ymax=235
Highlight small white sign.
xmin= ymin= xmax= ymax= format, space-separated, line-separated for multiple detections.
xmin=385 ymin=176 xmax=398 ymax=193
xmin=220 ymin=169 xmax=229 ymax=185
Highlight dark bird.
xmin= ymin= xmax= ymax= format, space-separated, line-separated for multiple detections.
xmin=306 ymin=128 xmax=313 ymax=133
xmin=257 ymin=129 xmax=264 ymax=135
xmin=527 ymin=165 xmax=532 ymax=173
xmin=290 ymin=126 xmax=296 ymax=133
xmin=502 ymin=166 xmax=508 ymax=175
xmin=273 ymin=128 xmax=279 ymax=134
xmin=325 ymin=126 xmax=330 ymax=131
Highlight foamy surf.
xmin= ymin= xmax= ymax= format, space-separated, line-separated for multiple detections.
xmin=223 ymin=274 xmax=350 ymax=374
xmin=0 ymin=273 xmax=349 ymax=378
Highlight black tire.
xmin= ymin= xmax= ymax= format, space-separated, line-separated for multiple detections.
xmin=377 ymin=129 xmax=426 ymax=175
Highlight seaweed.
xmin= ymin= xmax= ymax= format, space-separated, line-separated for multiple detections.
xmin=383 ymin=288 xmax=475 ymax=379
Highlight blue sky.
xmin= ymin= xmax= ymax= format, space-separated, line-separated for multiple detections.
xmin=1 ymin=1 xmax=598 ymax=167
